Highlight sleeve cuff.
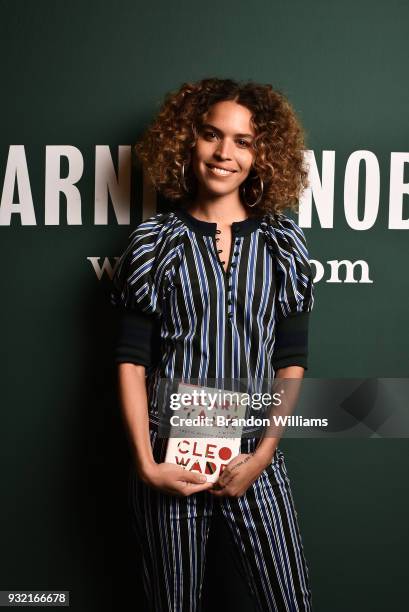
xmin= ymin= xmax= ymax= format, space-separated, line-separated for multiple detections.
xmin=114 ymin=306 xmax=161 ymax=368
xmin=272 ymin=311 xmax=310 ymax=371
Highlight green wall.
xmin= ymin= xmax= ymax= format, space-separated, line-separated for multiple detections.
xmin=1 ymin=1 xmax=408 ymax=610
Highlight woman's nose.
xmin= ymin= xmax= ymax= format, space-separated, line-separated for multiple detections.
xmin=214 ymin=139 xmax=233 ymax=159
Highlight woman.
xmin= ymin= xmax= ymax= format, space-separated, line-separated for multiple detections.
xmin=111 ymin=78 xmax=314 ymax=611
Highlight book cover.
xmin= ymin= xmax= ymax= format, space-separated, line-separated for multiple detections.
xmin=164 ymin=382 xmax=248 ymax=483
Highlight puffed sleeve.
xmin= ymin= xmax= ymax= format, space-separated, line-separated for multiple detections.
xmin=264 ymin=213 xmax=315 ymax=371
xmin=110 ymin=215 xmax=166 ymax=369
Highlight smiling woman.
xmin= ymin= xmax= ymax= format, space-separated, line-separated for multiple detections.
xmin=112 ymin=77 xmax=314 ymax=612
xmin=135 ymin=77 xmax=309 ymax=215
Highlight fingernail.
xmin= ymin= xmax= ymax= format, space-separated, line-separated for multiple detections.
xmin=199 ymin=476 xmax=207 ymax=483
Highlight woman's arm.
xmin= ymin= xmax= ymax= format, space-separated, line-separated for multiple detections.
xmin=210 ymin=365 xmax=305 ymax=498
xmin=117 ymin=363 xmax=214 ymax=496
xmin=252 ymin=365 xmax=305 ymax=469
xmin=117 ymin=363 xmax=156 ymax=478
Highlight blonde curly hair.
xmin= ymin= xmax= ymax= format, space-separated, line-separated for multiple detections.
xmin=134 ymin=77 xmax=310 ymax=215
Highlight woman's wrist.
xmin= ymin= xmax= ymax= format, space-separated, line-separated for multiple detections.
xmin=252 ymin=447 xmax=276 ymax=471
xmin=138 ymin=459 xmax=159 ymax=484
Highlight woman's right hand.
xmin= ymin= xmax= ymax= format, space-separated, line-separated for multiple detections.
xmin=140 ymin=462 xmax=214 ymax=496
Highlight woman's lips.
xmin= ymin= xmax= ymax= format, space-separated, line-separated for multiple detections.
xmin=206 ymin=164 xmax=237 ymax=177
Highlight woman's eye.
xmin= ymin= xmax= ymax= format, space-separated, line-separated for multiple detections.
xmin=204 ymin=131 xmax=217 ymax=139
xmin=202 ymin=132 xmax=251 ymax=148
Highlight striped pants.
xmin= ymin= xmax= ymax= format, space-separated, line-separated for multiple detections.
xmin=128 ymin=426 xmax=313 ymax=612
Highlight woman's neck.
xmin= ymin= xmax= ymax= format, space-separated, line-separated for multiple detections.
xmin=183 ymin=195 xmax=252 ymax=224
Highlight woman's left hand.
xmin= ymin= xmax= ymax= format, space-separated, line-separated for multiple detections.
xmin=209 ymin=453 xmax=268 ymax=498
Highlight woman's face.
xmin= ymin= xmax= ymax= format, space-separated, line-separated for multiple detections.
xmin=191 ymin=100 xmax=256 ymax=198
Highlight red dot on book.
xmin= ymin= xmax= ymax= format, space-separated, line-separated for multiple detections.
xmin=219 ymin=447 xmax=232 ymax=461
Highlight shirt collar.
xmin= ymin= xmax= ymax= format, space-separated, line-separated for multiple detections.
xmin=174 ymin=206 xmax=264 ymax=237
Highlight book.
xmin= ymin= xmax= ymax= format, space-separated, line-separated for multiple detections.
xmin=164 ymin=382 xmax=248 ymax=483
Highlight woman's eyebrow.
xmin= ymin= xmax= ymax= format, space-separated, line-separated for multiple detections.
xmin=201 ymin=123 xmax=254 ymax=139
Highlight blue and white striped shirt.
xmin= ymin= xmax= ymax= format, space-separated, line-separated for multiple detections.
xmin=110 ymin=207 xmax=314 ymax=411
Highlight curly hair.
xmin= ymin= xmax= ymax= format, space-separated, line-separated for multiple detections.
xmin=134 ymin=78 xmax=310 ymax=216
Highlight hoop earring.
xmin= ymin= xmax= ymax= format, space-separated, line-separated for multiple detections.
xmin=180 ymin=163 xmax=190 ymax=194
xmin=242 ymin=175 xmax=264 ymax=207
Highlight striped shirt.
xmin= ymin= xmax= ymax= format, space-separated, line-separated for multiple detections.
xmin=110 ymin=206 xmax=314 ymax=412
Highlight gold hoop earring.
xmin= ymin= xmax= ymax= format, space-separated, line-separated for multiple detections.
xmin=242 ymin=175 xmax=264 ymax=208
xmin=180 ymin=163 xmax=190 ymax=194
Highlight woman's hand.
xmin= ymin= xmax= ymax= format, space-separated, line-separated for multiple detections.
xmin=209 ymin=453 xmax=268 ymax=498
xmin=140 ymin=462 xmax=214 ymax=496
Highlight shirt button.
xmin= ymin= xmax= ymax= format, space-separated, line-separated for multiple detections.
xmin=230 ymin=263 xmax=237 ymax=268
xmin=234 ymin=251 xmax=240 ymax=255
xmin=227 ymin=299 xmax=232 ymax=305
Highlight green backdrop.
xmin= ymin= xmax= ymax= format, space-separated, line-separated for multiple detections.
xmin=1 ymin=1 xmax=408 ymax=610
